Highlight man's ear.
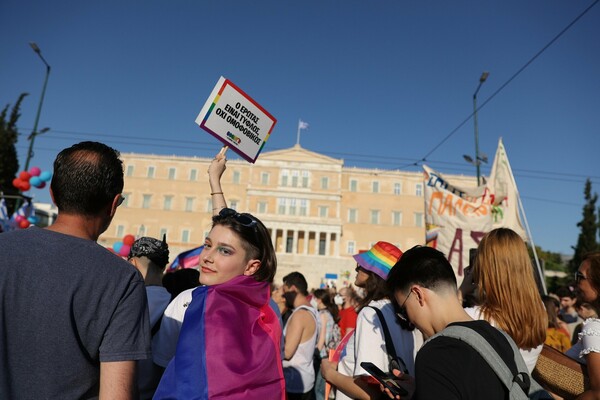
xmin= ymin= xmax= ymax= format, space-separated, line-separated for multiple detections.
xmin=109 ymin=194 xmax=121 ymax=217
xmin=244 ymin=259 xmax=261 ymax=276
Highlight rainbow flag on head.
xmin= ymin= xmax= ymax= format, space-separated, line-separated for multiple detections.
xmin=167 ymin=246 xmax=204 ymax=272
xmin=154 ymin=275 xmax=285 ymax=400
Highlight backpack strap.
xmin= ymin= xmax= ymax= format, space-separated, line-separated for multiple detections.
xmin=367 ymin=306 xmax=408 ymax=374
xmin=430 ymin=325 xmax=531 ymax=395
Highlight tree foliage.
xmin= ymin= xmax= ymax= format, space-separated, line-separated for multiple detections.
xmin=0 ymin=93 xmax=28 ymax=214
xmin=569 ymin=179 xmax=600 ymax=272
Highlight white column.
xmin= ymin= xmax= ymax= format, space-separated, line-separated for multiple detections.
xmin=282 ymin=229 xmax=289 ymax=253
xmin=303 ymin=231 xmax=309 ymax=254
xmin=271 ymin=228 xmax=277 ymax=251
xmin=314 ymin=231 xmax=320 ymax=254
xmin=325 ymin=232 xmax=331 ymax=256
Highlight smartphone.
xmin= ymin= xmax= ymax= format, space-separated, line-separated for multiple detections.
xmin=360 ymin=361 xmax=408 ymax=397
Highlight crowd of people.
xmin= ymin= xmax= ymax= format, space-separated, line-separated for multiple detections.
xmin=1 ymin=140 xmax=599 ymax=400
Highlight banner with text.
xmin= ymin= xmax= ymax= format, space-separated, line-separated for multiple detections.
xmin=424 ymin=138 xmax=525 ymax=281
xmin=196 ymin=76 xmax=277 ymax=163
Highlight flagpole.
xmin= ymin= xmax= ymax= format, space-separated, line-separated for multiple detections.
xmin=501 ymin=144 xmax=547 ymax=294
xmin=296 ymin=119 xmax=301 ymax=146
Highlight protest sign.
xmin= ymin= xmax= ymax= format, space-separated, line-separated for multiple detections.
xmin=195 ymin=76 xmax=277 ymax=163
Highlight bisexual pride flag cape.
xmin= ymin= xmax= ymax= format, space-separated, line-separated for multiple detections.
xmin=154 ymin=275 xmax=285 ymax=400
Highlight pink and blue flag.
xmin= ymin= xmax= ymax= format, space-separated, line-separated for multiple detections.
xmin=167 ymin=245 xmax=204 ymax=272
xmin=153 ymin=275 xmax=285 ymax=400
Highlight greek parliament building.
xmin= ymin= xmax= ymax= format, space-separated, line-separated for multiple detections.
xmin=98 ymin=145 xmax=474 ymax=289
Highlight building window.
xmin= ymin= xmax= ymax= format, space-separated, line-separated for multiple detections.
xmin=289 ymin=199 xmax=297 ymax=215
xmin=372 ymin=181 xmax=379 ymax=193
xmin=116 ymin=225 xmax=124 ymax=237
xmin=371 ymin=209 xmax=380 ymax=224
xmin=286 ymin=236 xmax=293 ymax=253
xmin=185 ymin=197 xmax=195 ymax=212
xmin=299 ymin=199 xmax=308 ymax=216
xmin=302 ymin=171 xmax=309 ymax=188
xmin=258 ymin=201 xmax=267 ymax=214
xmin=163 ymin=195 xmax=173 ymax=210
xmin=321 ymin=177 xmax=329 ymax=189
xmin=233 ymin=171 xmax=240 ymax=184
xmin=230 ymin=200 xmax=238 ymax=210
xmin=147 ymin=166 xmax=155 ymax=178
xmin=261 ymin=172 xmax=270 ymax=185
xmin=142 ymin=194 xmax=152 ymax=209
xmin=159 ymin=228 xmax=168 ymax=239
xmin=126 ymin=165 xmax=134 ymax=177
xmin=291 ymin=170 xmax=299 ymax=187
xmin=416 ymin=183 xmax=423 ymax=197
xmin=168 ymin=167 xmax=176 ymax=180
xmin=319 ymin=206 xmax=328 ymax=218
xmin=189 ymin=169 xmax=198 ymax=181
xmin=182 ymin=229 xmax=190 ymax=243
xmin=350 ymin=179 xmax=358 ymax=192
xmin=138 ymin=225 xmax=146 ymax=236
xmin=206 ymin=199 xmax=213 ymax=212
xmin=392 ymin=211 xmax=402 ymax=226
xmin=281 ymin=170 xmax=289 ymax=186
xmin=348 ymin=208 xmax=357 ymax=223
xmin=122 ymin=193 xmax=130 ymax=207
xmin=394 ymin=183 xmax=402 ymax=195
xmin=347 ymin=241 xmax=356 ymax=255
xmin=415 ymin=212 xmax=424 ymax=227
xmin=278 ymin=198 xmax=286 ymax=215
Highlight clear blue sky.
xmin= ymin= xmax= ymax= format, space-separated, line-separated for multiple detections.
xmin=1 ymin=0 xmax=599 ymax=255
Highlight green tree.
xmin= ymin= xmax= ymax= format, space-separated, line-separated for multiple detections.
xmin=569 ymin=178 xmax=600 ymax=272
xmin=0 ymin=93 xmax=28 ymax=215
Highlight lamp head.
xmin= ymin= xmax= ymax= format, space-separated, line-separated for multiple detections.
xmin=29 ymin=42 xmax=41 ymax=54
xmin=480 ymin=71 xmax=490 ymax=83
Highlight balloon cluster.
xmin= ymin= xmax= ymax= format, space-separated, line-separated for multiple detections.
xmin=12 ymin=167 xmax=52 ymax=191
xmin=14 ymin=214 xmax=38 ymax=229
xmin=112 ymin=234 xmax=136 ymax=258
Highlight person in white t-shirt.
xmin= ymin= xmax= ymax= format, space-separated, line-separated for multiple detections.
xmin=321 ymin=242 xmax=423 ymax=400
xmin=464 ymin=228 xmax=546 ymax=373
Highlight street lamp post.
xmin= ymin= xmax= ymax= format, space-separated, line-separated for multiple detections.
xmin=472 ymin=71 xmax=489 ymax=186
xmin=24 ymin=42 xmax=51 ymax=172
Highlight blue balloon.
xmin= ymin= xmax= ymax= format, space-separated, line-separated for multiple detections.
xmin=30 ymin=176 xmax=43 ymax=187
xmin=27 ymin=215 xmax=38 ymax=224
xmin=113 ymin=241 xmax=123 ymax=253
xmin=39 ymin=170 xmax=52 ymax=182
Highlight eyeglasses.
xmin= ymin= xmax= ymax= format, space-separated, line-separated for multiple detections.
xmin=575 ymin=271 xmax=587 ymax=284
xmin=218 ymin=208 xmax=258 ymax=229
xmin=396 ymin=290 xmax=413 ymax=323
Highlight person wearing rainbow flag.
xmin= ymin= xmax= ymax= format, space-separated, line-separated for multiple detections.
xmin=153 ymin=148 xmax=285 ymax=399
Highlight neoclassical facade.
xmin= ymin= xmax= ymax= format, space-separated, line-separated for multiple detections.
xmin=99 ymin=145 xmax=474 ymax=289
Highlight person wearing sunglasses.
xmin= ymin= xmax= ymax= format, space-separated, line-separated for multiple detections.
xmin=385 ymin=245 xmax=537 ymax=400
xmin=154 ymin=148 xmax=284 ymax=399
xmin=320 ymin=242 xmax=422 ymax=400
xmin=566 ymin=251 xmax=600 ymax=399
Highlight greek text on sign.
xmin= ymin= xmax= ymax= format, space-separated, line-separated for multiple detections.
xmin=195 ymin=76 xmax=277 ymax=163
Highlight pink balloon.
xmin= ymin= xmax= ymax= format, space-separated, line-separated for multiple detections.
xmin=29 ymin=167 xmax=41 ymax=177
xmin=119 ymin=244 xmax=131 ymax=257
xmin=15 ymin=215 xmax=24 ymax=223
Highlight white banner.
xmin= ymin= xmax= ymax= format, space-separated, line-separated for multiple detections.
xmin=424 ymin=138 xmax=525 ymax=281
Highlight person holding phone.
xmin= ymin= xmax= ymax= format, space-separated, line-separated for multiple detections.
xmin=320 ymin=242 xmax=422 ymax=400
xmin=153 ymin=147 xmax=285 ymax=399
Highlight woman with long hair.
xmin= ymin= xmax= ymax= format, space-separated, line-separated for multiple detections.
xmin=320 ymin=242 xmax=423 ymax=400
xmin=542 ymin=295 xmax=572 ymax=353
xmin=466 ymin=227 xmax=547 ymax=372
xmin=567 ymin=251 xmax=600 ymax=398
xmin=154 ymin=148 xmax=285 ymax=399
xmin=313 ymin=289 xmax=341 ymax=400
